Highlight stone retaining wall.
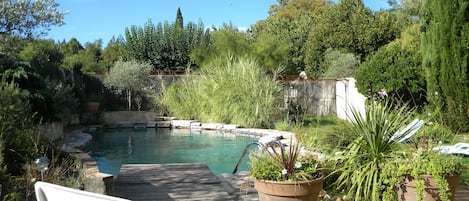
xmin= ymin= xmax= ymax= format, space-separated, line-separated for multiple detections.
xmin=37 ymin=121 xmax=63 ymax=141
xmin=62 ymin=129 xmax=114 ymax=195
xmin=101 ymin=111 xmax=159 ymax=125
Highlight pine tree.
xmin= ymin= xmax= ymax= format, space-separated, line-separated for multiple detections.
xmin=421 ymin=0 xmax=469 ymax=132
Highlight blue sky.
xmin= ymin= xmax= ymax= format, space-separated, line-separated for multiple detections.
xmin=47 ymin=0 xmax=390 ymax=46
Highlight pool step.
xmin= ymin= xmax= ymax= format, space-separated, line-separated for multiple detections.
xmin=156 ymin=116 xmax=175 ymax=128
xmin=133 ymin=122 xmax=147 ymax=129
xmin=156 ymin=121 xmax=171 ymax=128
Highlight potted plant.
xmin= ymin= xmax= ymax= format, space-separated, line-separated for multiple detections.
xmin=82 ymin=93 xmax=103 ymax=113
xmin=249 ymin=141 xmax=323 ymax=201
xmin=333 ymin=101 xmax=418 ymax=201
xmin=382 ymin=142 xmax=465 ymax=201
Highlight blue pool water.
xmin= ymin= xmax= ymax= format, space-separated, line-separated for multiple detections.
xmin=83 ymin=128 xmax=259 ymax=176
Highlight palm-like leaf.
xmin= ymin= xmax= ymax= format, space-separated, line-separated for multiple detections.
xmin=335 ymin=101 xmax=416 ymax=201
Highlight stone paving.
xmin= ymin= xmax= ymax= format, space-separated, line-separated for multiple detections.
xmin=217 ymin=171 xmax=259 ymax=201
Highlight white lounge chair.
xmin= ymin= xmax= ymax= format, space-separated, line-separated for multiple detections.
xmin=35 ymin=181 xmax=130 ymax=201
xmin=433 ymin=142 xmax=469 ymax=156
xmin=390 ymin=119 xmax=425 ymax=143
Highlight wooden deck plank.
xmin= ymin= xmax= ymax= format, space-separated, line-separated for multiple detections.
xmin=114 ymin=163 xmax=235 ymax=201
xmin=455 ymin=185 xmax=469 ymax=201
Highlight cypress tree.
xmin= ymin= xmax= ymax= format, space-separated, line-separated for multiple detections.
xmin=421 ymin=0 xmax=469 ymax=132
xmin=176 ymin=7 xmax=183 ymax=28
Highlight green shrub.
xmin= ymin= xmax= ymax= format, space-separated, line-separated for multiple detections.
xmin=462 ymin=157 xmax=469 ymax=185
xmin=0 ymin=80 xmax=38 ymax=175
xmin=355 ymin=25 xmax=425 ymax=107
xmin=292 ymin=116 xmax=353 ymax=154
xmin=163 ymin=56 xmax=282 ymax=128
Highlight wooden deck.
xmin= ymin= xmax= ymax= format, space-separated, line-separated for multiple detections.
xmin=455 ymin=185 xmax=469 ymax=201
xmin=113 ymin=164 xmax=235 ymax=201
xmin=113 ymin=163 xmax=468 ymax=201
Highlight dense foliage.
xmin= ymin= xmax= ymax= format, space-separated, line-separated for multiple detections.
xmin=162 ymin=57 xmax=282 ymax=128
xmin=1 ymin=38 xmax=80 ymax=122
xmin=0 ymin=0 xmax=67 ymax=36
xmin=304 ymin=0 xmax=401 ymax=77
xmin=421 ymin=0 xmax=469 ymax=132
xmin=355 ymin=25 xmax=425 ymax=106
xmin=253 ymin=0 xmax=331 ymax=74
xmin=0 ymin=80 xmax=36 ymax=175
xmin=124 ymin=19 xmax=208 ymax=71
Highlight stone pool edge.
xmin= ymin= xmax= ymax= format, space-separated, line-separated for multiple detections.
xmin=61 ymin=128 xmax=115 ymax=195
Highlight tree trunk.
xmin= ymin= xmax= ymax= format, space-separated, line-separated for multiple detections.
xmin=127 ymin=89 xmax=132 ymax=111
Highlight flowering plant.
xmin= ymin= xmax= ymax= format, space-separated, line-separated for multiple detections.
xmin=249 ymin=141 xmax=321 ymax=182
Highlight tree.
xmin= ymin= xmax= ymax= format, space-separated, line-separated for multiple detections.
xmin=253 ymin=0 xmax=331 ymax=74
xmin=17 ymin=39 xmax=80 ymax=121
xmin=0 ymin=0 xmax=67 ymax=37
xmin=102 ymin=36 xmax=127 ymax=70
xmin=304 ymin=0 xmax=401 ymax=77
xmin=125 ymin=19 xmax=207 ymax=71
xmin=60 ymin=38 xmax=84 ymax=70
xmin=19 ymin=39 xmax=63 ymax=77
xmin=421 ymin=0 xmax=469 ymax=132
xmin=103 ymin=60 xmax=153 ymax=111
xmin=191 ymin=24 xmax=251 ymax=67
xmin=355 ymin=25 xmax=425 ymax=106
xmin=250 ymin=31 xmax=289 ymax=71
xmin=80 ymin=40 xmax=105 ymax=74
xmin=322 ymin=48 xmax=358 ymax=78
xmin=175 ymin=7 xmax=183 ymax=28
xmin=59 ymin=38 xmax=84 ymax=55
xmin=61 ymin=39 xmax=106 ymax=74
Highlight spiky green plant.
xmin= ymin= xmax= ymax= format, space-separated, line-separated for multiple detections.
xmin=250 ymin=142 xmax=321 ymax=182
xmin=334 ymin=101 xmax=416 ymax=201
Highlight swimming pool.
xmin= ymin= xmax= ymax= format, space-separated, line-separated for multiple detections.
xmin=83 ymin=128 xmax=259 ymax=176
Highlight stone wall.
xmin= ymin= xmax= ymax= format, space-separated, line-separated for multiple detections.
xmin=37 ymin=121 xmax=63 ymax=141
xmin=284 ymin=78 xmax=365 ymax=118
xmin=336 ymin=77 xmax=366 ymax=121
xmin=284 ymin=79 xmax=337 ymax=116
xmin=101 ymin=75 xmax=365 ymax=119
xmin=101 ymin=111 xmax=159 ymax=124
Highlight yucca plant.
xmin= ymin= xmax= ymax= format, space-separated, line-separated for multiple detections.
xmin=333 ymin=101 xmax=416 ymax=201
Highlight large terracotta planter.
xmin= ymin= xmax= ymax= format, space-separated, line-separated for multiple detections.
xmin=83 ymin=102 xmax=100 ymax=113
xmin=397 ymin=175 xmax=460 ymax=201
xmin=254 ymin=177 xmax=323 ymax=201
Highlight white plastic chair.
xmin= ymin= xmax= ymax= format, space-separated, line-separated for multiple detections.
xmin=35 ymin=181 xmax=130 ymax=201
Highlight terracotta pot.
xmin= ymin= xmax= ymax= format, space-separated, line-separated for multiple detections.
xmin=254 ymin=177 xmax=323 ymax=201
xmin=83 ymin=102 xmax=100 ymax=113
xmin=397 ymin=175 xmax=460 ymax=201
